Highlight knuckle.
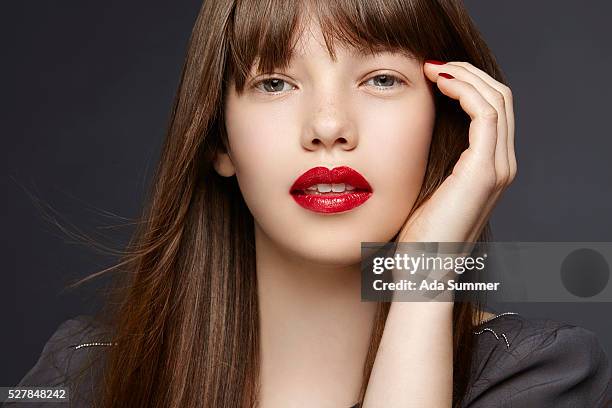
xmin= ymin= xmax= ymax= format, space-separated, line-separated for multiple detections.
xmin=495 ymin=171 xmax=510 ymax=190
xmin=507 ymin=171 xmax=516 ymax=184
xmin=482 ymin=172 xmax=497 ymax=192
xmin=509 ymin=165 xmax=517 ymax=182
xmin=478 ymin=106 xmax=498 ymax=120
xmin=491 ymin=91 xmax=505 ymax=107
xmin=500 ymin=84 xmax=513 ymax=97
xmin=451 ymin=61 xmax=469 ymax=68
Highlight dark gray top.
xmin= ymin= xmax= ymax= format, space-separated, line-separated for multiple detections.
xmin=6 ymin=313 xmax=612 ymax=407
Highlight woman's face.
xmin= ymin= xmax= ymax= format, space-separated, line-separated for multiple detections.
xmin=218 ymin=21 xmax=436 ymax=266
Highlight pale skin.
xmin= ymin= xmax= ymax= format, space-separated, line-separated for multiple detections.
xmin=214 ymin=17 xmax=515 ymax=408
xmin=362 ymin=62 xmax=516 ymax=407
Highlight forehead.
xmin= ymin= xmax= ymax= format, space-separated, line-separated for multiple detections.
xmin=289 ymin=14 xmax=419 ymax=63
xmin=227 ymin=0 xmax=428 ymax=92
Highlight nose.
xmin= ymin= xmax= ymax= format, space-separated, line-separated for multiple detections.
xmin=301 ymin=93 xmax=358 ymax=152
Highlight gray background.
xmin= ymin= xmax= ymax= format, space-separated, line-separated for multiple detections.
xmin=2 ymin=0 xmax=611 ymax=386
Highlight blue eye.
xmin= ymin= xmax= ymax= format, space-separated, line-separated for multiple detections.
xmin=255 ymin=78 xmax=295 ymax=93
xmin=365 ymin=74 xmax=405 ymax=90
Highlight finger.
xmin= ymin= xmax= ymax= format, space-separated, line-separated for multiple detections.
xmin=425 ymin=72 xmax=498 ymax=166
xmin=425 ymin=62 xmax=509 ymax=186
xmin=446 ymin=62 xmax=516 ymax=182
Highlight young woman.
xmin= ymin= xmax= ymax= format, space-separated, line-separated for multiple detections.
xmin=12 ymin=0 xmax=611 ymax=407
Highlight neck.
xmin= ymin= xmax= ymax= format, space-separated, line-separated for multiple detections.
xmin=255 ymin=224 xmax=377 ymax=407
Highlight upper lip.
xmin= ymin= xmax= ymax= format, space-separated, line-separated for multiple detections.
xmin=290 ymin=166 xmax=372 ymax=193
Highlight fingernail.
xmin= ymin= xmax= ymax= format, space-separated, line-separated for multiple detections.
xmin=425 ymin=59 xmax=446 ymax=65
xmin=439 ymin=73 xmax=454 ymax=79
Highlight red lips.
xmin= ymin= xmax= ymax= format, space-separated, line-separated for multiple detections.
xmin=290 ymin=166 xmax=372 ymax=192
xmin=289 ymin=166 xmax=373 ymax=214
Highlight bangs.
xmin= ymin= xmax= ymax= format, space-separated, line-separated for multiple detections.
xmin=226 ymin=0 xmax=453 ymax=93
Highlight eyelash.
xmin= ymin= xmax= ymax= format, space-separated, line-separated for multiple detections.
xmin=252 ymin=73 xmax=407 ymax=95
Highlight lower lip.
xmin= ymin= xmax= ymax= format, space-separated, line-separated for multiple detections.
xmin=291 ymin=191 xmax=373 ymax=213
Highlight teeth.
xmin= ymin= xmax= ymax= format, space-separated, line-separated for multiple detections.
xmin=304 ymin=183 xmax=357 ymax=193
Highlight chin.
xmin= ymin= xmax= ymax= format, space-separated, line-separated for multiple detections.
xmin=292 ymin=239 xmax=364 ymax=268
xmin=250 ymin=192 xmax=411 ymax=266
xmin=276 ymin=219 xmax=404 ymax=268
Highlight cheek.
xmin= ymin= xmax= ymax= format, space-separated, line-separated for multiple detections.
xmin=355 ymin=94 xmax=435 ymax=213
xmin=224 ymin=99 xmax=299 ymax=215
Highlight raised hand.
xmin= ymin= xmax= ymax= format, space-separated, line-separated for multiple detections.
xmin=398 ymin=60 xmax=516 ymax=244
xmin=363 ymin=60 xmax=516 ymax=408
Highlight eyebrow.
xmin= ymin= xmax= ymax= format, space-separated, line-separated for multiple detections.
xmin=250 ymin=45 xmax=418 ymax=77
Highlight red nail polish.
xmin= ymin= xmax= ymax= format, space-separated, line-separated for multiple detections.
xmin=425 ymin=59 xmax=446 ymax=65
xmin=439 ymin=73 xmax=454 ymax=79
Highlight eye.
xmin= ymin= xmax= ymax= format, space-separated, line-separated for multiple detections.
xmin=364 ymin=74 xmax=406 ymax=90
xmin=253 ymin=77 xmax=296 ymax=94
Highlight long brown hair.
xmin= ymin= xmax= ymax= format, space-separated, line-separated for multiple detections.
xmin=69 ymin=0 xmax=505 ymax=406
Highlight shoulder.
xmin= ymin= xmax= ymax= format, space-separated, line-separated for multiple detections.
xmin=8 ymin=315 xmax=114 ymax=407
xmin=462 ymin=312 xmax=612 ymax=407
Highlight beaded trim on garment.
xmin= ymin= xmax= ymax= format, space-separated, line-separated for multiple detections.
xmin=67 ymin=312 xmax=520 ymax=350
xmin=472 ymin=311 xmax=520 ymax=348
